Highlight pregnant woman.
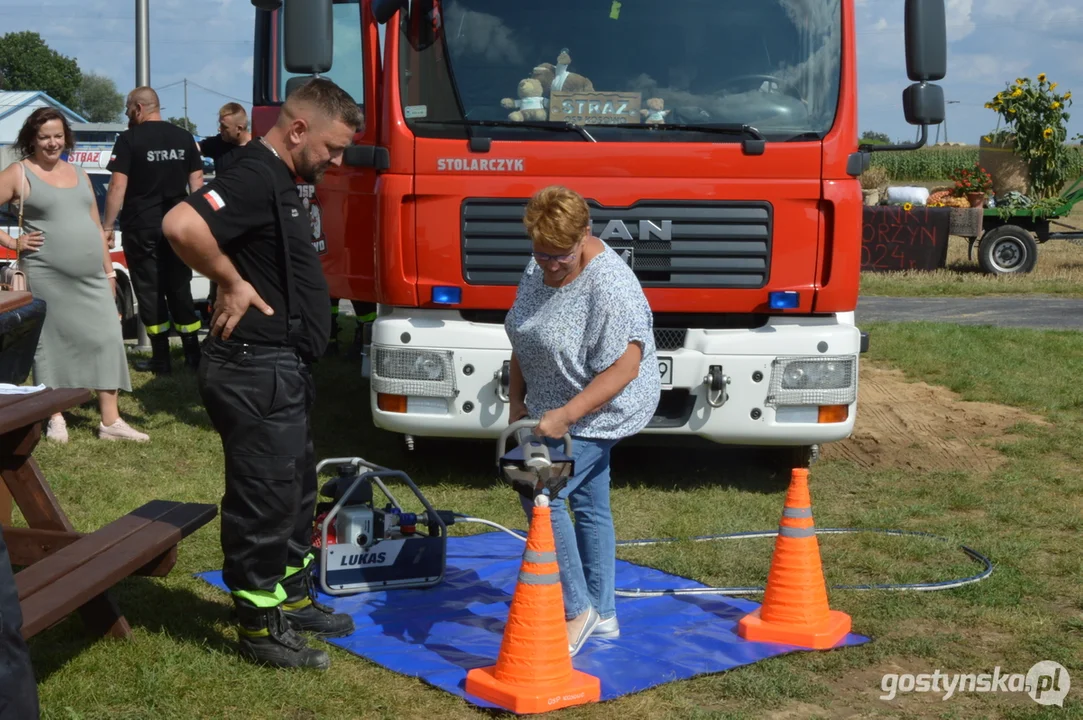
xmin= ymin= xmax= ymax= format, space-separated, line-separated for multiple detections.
xmin=0 ymin=108 xmax=148 ymax=442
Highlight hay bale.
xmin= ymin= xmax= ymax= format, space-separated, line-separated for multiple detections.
xmin=979 ymin=136 xmax=1031 ymax=198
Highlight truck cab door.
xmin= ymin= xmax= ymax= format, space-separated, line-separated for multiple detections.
xmin=258 ymin=0 xmax=383 ymax=304
xmin=301 ymin=2 xmax=383 ymax=303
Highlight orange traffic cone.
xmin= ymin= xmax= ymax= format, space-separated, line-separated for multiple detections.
xmin=737 ymin=468 xmax=851 ymax=650
xmin=466 ymin=494 xmax=601 ymax=713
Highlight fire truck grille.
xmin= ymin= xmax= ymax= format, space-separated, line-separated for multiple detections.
xmin=461 ymin=199 xmax=772 ymax=289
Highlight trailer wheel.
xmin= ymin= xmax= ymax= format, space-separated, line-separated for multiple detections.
xmin=978 ymin=225 xmax=1038 ymax=275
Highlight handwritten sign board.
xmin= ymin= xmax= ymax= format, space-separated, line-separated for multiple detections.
xmin=861 ymin=206 xmax=951 ymax=272
xmin=549 ymin=91 xmax=642 ymax=125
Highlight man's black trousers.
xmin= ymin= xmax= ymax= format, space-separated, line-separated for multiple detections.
xmin=125 ymin=227 xmax=202 ymax=336
xmin=0 ymin=529 xmax=40 ymax=719
xmin=197 ymin=337 xmax=318 ymax=598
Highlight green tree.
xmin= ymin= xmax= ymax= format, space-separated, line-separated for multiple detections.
xmin=0 ymin=31 xmax=82 ymax=109
xmin=74 ymin=72 xmax=125 ymax=123
xmin=167 ymin=116 xmax=198 ymax=134
xmin=860 ymin=130 xmax=892 ymax=145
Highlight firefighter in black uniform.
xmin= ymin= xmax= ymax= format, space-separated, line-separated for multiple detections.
xmin=198 ymin=102 xmax=253 ymax=313
xmin=103 ymin=86 xmax=204 ymax=373
xmin=162 ymin=78 xmax=362 ymax=669
xmin=327 ymin=298 xmax=377 ymax=358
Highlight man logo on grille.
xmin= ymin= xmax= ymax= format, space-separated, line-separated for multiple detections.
xmin=615 ymin=247 xmax=634 ymax=268
xmin=598 ymin=219 xmax=672 ymax=242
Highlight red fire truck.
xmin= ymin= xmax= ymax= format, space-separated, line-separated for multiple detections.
xmin=249 ymin=0 xmax=946 ymax=459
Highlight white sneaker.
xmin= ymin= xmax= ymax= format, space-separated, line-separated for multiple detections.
xmin=567 ymin=606 xmax=600 ymax=657
xmin=593 ymin=615 xmax=620 ymax=638
xmin=46 ymin=415 xmax=68 ymax=443
xmin=98 ymin=418 xmax=149 ymax=442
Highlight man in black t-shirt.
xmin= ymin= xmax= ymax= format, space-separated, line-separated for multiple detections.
xmin=104 ymin=86 xmax=204 ymax=373
xmin=162 ymin=77 xmax=363 ymax=671
xmin=198 ymin=102 xmax=252 ymax=177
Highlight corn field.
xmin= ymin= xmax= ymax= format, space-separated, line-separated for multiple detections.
xmin=869 ymin=145 xmax=1083 ymax=183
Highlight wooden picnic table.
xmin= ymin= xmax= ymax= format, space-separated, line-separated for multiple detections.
xmin=0 ymin=288 xmax=216 ymax=643
xmin=0 ymin=388 xmax=217 ymax=641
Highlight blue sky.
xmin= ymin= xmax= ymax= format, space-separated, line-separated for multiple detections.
xmin=3 ymin=0 xmax=1081 ymax=144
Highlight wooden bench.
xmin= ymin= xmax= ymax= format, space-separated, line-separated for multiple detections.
xmin=14 ymin=500 xmax=217 ymax=639
xmin=1 ymin=386 xmax=217 ymax=640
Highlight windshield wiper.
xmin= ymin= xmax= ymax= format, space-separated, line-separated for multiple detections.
xmin=604 ymin=122 xmax=766 ymax=154
xmin=783 ymin=131 xmax=824 ymax=142
xmin=413 ymin=119 xmax=596 ymax=142
xmin=611 ymin=122 xmax=765 ymax=140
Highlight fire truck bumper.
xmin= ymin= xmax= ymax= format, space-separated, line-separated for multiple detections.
xmin=368 ymin=311 xmax=862 ymax=446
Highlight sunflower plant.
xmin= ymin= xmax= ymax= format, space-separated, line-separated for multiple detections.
xmin=984 ymin=73 xmax=1074 ymax=198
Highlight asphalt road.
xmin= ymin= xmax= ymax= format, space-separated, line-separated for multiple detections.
xmin=856 ymin=295 xmax=1083 ymax=331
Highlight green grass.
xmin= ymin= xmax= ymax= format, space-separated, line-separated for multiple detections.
xmin=859 ymin=237 xmax=1083 ymax=297
xmin=18 ymin=324 xmax=1083 ymax=719
xmin=869 ymin=145 xmax=1083 ymax=182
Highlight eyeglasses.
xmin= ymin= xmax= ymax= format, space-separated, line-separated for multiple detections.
xmin=532 ymin=250 xmax=577 ymax=263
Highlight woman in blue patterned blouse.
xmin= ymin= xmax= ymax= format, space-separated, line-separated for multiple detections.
xmin=505 ymin=185 xmax=661 ymax=657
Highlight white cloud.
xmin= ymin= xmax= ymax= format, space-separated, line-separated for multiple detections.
xmin=947 ymin=53 xmax=1030 ymax=85
xmin=945 ymin=0 xmax=975 ymax=42
xmin=856 ymin=0 xmax=1083 ymax=143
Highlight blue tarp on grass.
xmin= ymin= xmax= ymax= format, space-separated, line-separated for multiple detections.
xmin=197 ymin=531 xmax=870 ymax=710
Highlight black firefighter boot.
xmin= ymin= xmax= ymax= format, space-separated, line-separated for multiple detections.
xmin=181 ymin=333 xmax=202 ymax=370
xmin=345 ymin=319 xmax=364 ymax=361
xmin=234 ymin=599 xmax=330 ymax=670
xmin=134 ymin=333 xmax=171 ymax=374
xmin=281 ymin=565 xmax=355 ymax=638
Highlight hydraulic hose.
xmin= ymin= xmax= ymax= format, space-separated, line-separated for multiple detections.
xmin=450 ymin=515 xmax=994 ymax=596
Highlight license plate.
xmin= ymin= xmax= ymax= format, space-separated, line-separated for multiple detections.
xmin=658 ymin=356 xmax=673 ymax=386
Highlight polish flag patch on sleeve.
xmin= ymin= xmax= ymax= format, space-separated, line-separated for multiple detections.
xmin=204 ymin=189 xmax=226 ymax=211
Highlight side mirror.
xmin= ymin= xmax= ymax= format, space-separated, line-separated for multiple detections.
xmin=905 ymin=0 xmax=946 ymax=82
xmin=863 ymin=0 xmax=947 ymax=152
xmin=404 ymin=0 xmax=443 ymax=51
xmin=372 ymin=0 xmax=406 ymax=24
xmin=251 ymin=0 xmax=282 ymax=9
xmin=283 ymin=0 xmax=333 ymax=74
xmin=284 ymin=75 xmax=313 ymax=99
xmin=903 ymin=82 xmax=945 ymax=126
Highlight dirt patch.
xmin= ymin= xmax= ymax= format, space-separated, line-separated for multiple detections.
xmin=822 ymin=367 xmax=1048 ymax=473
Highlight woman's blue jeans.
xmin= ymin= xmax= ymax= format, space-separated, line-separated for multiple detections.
xmin=519 ymin=435 xmax=617 ymax=622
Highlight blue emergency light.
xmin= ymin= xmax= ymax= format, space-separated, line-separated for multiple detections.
xmin=768 ymin=291 xmax=800 ymax=309
xmin=432 ymin=286 xmax=462 ymax=305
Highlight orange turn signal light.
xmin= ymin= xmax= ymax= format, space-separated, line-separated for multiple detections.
xmin=377 ymin=393 xmax=408 ymax=413
xmin=818 ymin=405 xmax=849 ymax=423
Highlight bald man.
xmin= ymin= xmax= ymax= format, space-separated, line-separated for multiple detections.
xmin=103 ymin=86 xmax=204 ymax=373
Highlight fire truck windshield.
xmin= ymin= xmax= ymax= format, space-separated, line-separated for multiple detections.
xmin=402 ymin=0 xmax=841 ymax=142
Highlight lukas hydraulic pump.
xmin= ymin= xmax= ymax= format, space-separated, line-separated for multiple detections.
xmin=311 ymin=457 xmax=449 ymax=595
xmin=310 ymin=422 xmax=572 ymax=596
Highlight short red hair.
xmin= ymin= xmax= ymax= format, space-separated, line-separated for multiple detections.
xmin=523 ymin=185 xmax=590 ymax=250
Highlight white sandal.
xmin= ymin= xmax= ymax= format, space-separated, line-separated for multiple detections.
xmin=46 ymin=414 xmax=68 ymax=443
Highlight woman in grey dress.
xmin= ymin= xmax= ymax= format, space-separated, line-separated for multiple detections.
xmin=0 ymin=108 xmax=148 ymax=442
